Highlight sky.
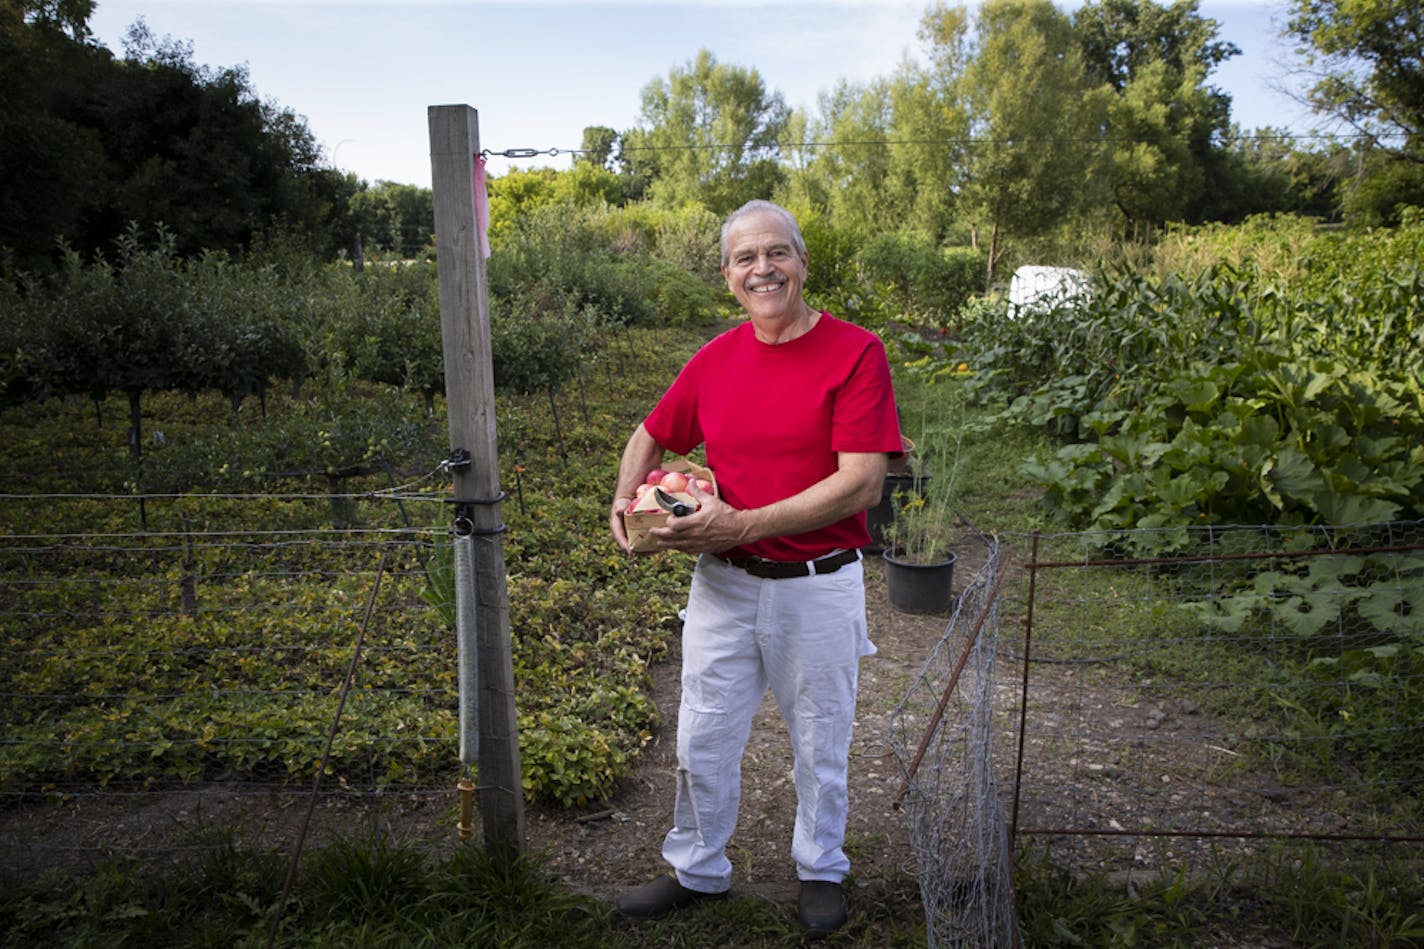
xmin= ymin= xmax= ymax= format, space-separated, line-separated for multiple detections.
xmin=86 ymin=0 xmax=1321 ymax=188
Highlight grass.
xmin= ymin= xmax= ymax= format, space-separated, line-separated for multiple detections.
xmin=7 ymin=830 xmax=1416 ymax=947
xmin=1014 ymin=840 xmax=1424 ymax=948
xmin=0 ymin=832 xmax=927 ymax=948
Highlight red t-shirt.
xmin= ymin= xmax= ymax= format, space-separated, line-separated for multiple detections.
xmin=644 ymin=312 xmax=902 ymax=561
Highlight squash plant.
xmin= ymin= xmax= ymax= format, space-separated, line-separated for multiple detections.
xmin=1022 ymin=350 xmax=1424 ymax=540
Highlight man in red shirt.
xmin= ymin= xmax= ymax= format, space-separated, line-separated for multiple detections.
xmin=609 ymin=200 xmax=902 ymax=936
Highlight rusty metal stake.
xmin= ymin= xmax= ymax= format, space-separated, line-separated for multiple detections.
xmin=893 ymin=561 xmax=1007 ymax=810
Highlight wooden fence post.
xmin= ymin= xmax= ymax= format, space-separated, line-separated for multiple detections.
xmin=428 ymin=104 xmax=525 ymax=854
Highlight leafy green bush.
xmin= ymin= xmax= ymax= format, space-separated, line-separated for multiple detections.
xmin=1021 ymin=351 xmax=1424 ymax=534
xmin=489 ymin=298 xmax=599 ymax=396
xmin=310 ymin=261 xmax=445 ymax=409
xmin=1153 ymin=214 xmax=1424 ymax=377
xmin=488 ymin=204 xmax=720 ymax=329
xmin=857 ymin=232 xmax=985 ymax=325
xmin=948 ymin=216 xmax=1424 ymax=534
xmin=2 ymin=203 xmax=734 ymax=443
xmin=2 ymin=228 xmax=313 ymax=429
xmin=963 ymin=217 xmax=1423 ymax=435
xmin=601 ymin=201 xmax=723 ymax=284
xmin=959 ymin=262 xmax=1252 ymax=436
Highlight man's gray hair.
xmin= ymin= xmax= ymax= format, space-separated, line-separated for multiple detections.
xmin=720 ymin=200 xmax=807 ymax=267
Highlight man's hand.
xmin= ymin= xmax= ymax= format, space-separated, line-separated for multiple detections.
xmin=647 ymin=480 xmax=743 ymax=554
xmin=610 ymin=495 xmax=637 ymax=553
xmin=609 ymin=423 xmax=666 ymax=554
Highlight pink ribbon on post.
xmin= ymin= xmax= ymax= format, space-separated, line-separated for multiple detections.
xmin=473 ymin=154 xmax=491 ymax=259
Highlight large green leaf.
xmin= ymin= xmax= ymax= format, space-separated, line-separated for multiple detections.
xmin=1262 ymin=444 xmax=1319 ymax=510
xmin=1274 ymin=594 xmax=1340 ymax=636
xmin=1184 ymin=593 xmax=1262 ymax=634
xmin=1168 ymin=376 xmax=1221 ymax=414
xmin=1356 ymin=573 xmax=1424 ymax=641
xmin=1312 ymin=491 xmax=1401 ymax=526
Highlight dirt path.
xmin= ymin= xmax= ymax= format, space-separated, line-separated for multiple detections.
xmin=524 ymin=551 xmax=975 ymax=906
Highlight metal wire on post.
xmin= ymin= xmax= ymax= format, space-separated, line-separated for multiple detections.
xmin=452 ymin=531 xmax=479 ymax=767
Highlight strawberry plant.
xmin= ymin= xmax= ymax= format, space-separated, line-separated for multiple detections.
xmin=0 ymin=322 xmax=709 ymax=806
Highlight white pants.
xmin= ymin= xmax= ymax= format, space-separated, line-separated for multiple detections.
xmin=662 ymin=553 xmax=876 ymax=893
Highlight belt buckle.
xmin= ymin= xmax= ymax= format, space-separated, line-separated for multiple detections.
xmin=744 ymin=557 xmax=798 ymax=579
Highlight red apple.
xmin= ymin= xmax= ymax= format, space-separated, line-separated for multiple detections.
xmin=634 ymin=483 xmax=653 ymax=498
xmin=658 ymin=470 xmax=690 ymax=493
xmin=645 ymin=468 xmax=669 ymax=486
xmin=692 ymin=478 xmax=714 ymax=494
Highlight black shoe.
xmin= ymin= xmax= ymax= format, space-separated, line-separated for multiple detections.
xmin=797 ymin=880 xmax=846 ymax=936
xmin=616 ymin=874 xmax=727 ymax=918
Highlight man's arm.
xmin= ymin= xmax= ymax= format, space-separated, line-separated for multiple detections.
xmin=609 ymin=423 xmax=665 ymax=552
xmin=651 ymin=451 xmax=887 ymax=555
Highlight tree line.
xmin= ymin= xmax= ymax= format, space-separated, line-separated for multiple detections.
xmin=591 ymin=0 xmax=1420 ymax=281
xmin=1 ymin=0 xmax=431 ymax=273
xmin=5 ymin=0 xmax=1420 ymax=280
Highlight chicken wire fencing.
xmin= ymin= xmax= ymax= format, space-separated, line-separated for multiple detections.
xmin=889 ymin=519 xmax=1423 ymax=949
xmin=888 ymin=529 xmax=1019 ymax=949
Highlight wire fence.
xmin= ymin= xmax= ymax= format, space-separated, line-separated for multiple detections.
xmin=0 ymin=491 xmax=465 ymax=874
xmin=5 ymin=496 xmax=1422 ymax=943
xmin=889 ymin=529 xmax=1018 ymax=948
xmin=889 ymin=519 xmax=1424 ymax=948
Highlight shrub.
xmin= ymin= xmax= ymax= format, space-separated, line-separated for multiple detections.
xmin=488 ymin=205 xmax=692 ymax=328
xmin=857 ymin=232 xmax=985 ymax=324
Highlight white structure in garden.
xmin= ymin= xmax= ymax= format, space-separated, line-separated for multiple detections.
xmin=1007 ymin=265 xmax=1091 ymax=318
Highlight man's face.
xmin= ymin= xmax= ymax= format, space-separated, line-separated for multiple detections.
xmin=721 ymin=211 xmax=808 ymax=322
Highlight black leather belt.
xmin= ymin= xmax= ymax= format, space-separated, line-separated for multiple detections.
xmin=714 ymin=548 xmax=860 ymax=580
